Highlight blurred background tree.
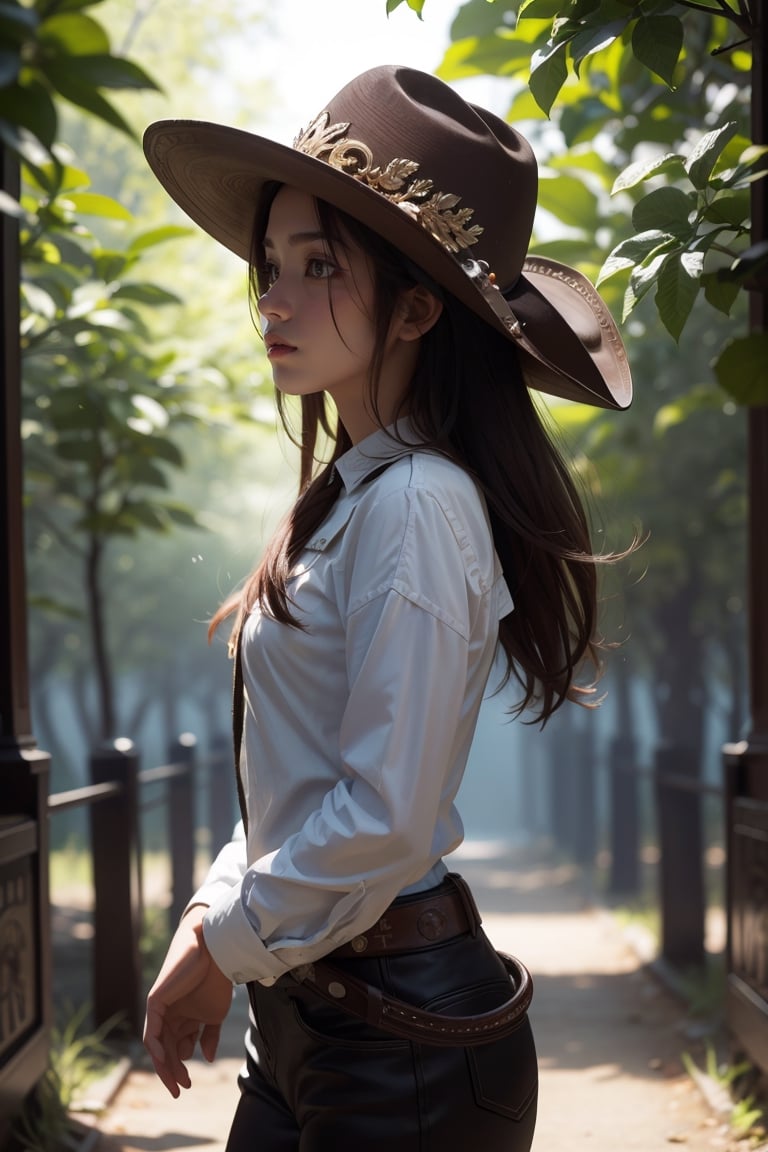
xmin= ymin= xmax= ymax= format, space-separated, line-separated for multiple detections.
xmin=2 ymin=0 xmax=291 ymax=824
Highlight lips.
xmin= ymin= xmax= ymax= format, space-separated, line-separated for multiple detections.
xmin=264 ymin=331 xmax=296 ymax=357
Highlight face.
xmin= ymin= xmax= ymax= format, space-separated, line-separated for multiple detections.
xmin=257 ymin=186 xmax=386 ymax=423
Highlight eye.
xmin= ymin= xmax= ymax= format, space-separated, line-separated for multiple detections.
xmin=306 ymin=257 xmax=337 ymax=280
xmin=262 ymin=260 xmax=278 ymax=287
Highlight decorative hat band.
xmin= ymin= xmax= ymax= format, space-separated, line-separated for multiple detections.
xmin=293 ymin=112 xmax=523 ymax=340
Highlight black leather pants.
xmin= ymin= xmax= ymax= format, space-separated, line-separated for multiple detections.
xmin=224 ymin=927 xmax=537 ymax=1152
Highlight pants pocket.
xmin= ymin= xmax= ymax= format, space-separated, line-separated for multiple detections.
xmin=466 ymin=1016 xmax=538 ymax=1121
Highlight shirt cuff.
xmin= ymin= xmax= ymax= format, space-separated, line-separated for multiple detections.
xmin=202 ymin=885 xmax=294 ymax=986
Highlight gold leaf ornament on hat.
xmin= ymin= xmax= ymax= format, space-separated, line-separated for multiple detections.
xmin=293 ymin=112 xmax=484 ymax=255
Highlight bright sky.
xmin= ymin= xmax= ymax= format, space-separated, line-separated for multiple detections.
xmin=258 ymin=1 xmax=453 ymax=140
xmin=238 ymin=0 xmax=504 ymax=144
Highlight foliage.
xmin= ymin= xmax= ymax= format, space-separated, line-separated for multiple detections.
xmin=3 ymin=0 xmax=276 ymax=745
xmin=0 ymin=0 xmax=159 ymax=184
xmin=402 ymin=0 xmax=766 ymax=404
xmin=10 ymin=1003 xmax=120 ymax=1152
xmin=387 ymin=0 xmax=426 ymax=14
xmin=682 ymin=1045 xmax=766 ymax=1139
xmin=397 ymin=0 xmax=750 ymax=748
xmin=19 ymin=143 xmax=215 ymax=739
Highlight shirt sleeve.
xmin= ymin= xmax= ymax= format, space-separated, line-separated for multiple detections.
xmin=184 ymin=820 xmax=247 ymax=914
xmin=203 ymin=485 xmax=494 ymax=985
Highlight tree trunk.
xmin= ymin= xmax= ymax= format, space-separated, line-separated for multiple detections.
xmin=85 ymin=536 xmax=115 ymax=741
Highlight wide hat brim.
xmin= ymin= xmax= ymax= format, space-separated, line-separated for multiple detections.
xmin=143 ymin=69 xmax=631 ymax=410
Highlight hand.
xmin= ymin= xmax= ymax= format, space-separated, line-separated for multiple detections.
xmin=143 ymin=906 xmax=234 ymax=1097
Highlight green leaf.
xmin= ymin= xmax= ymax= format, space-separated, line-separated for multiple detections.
xmin=631 ymin=15 xmax=683 ymax=87
xmin=598 ymin=229 xmax=675 ymax=283
xmin=701 ymin=271 xmax=740 ymax=315
xmin=37 ymin=12 xmax=110 ymax=54
xmin=507 ymin=83 xmax=548 ymax=122
xmin=438 ymin=33 xmax=532 ymax=81
xmin=632 ymin=186 xmax=693 ymax=237
xmin=713 ymin=333 xmax=768 ymax=405
xmin=655 ymin=249 xmax=703 ymax=340
xmin=64 ymin=191 xmax=133 ymax=220
xmin=140 ymin=436 xmax=184 ymax=467
xmin=164 ymin=503 xmax=200 ymax=528
xmin=56 ymin=54 xmax=160 ymax=92
xmin=685 ymin=122 xmax=739 ymax=190
xmin=112 ymin=283 xmax=182 ymax=306
xmin=21 ymin=281 xmax=57 ymax=318
xmin=529 ymin=40 xmax=570 ymax=116
xmin=537 ymin=172 xmax=599 ymax=229
xmin=386 ymin=0 xmax=424 ymax=15
xmin=128 ymin=225 xmax=194 ymax=252
xmin=93 ymin=250 xmax=129 ymax=280
xmin=119 ymin=458 xmax=168 ymax=488
xmin=0 ymin=79 xmax=57 ymax=149
xmin=56 ymin=437 xmax=103 ymax=464
xmin=570 ymin=17 xmax=627 ymax=72
xmin=623 ymin=249 xmax=670 ymax=319
xmin=528 ymin=237 xmax=598 ymax=264
xmin=519 ymin=0 xmax=565 ymax=19
xmin=448 ymin=0 xmax=519 ymax=40
xmin=559 ymin=97 xmax=614 ymax=145
xmin=38 ymin=63 xmax=136 ymax=138
xmin=702 ymin=189 xmax=749 ymax=228
xmin=611 ymin=152 xmax=684 ymax=194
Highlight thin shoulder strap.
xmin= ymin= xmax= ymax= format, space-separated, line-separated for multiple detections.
xmin=230 ymin=455 xmax=399 ymax=839
xmin=232 ymin=625 xmax=248 ymax=834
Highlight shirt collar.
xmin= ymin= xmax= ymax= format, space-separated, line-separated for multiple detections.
xmin=335 ymin=419 xmax=426 ymax=492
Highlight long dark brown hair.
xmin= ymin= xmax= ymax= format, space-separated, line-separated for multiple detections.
xmin=211 ymin=183 xmax=614 ymax=722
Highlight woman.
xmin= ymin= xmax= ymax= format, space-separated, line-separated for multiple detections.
xmin=142 ymin=65 xmax=632 ymax=1151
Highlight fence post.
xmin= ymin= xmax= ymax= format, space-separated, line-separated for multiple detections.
xmin=548 ymin=717 xmax=575 ymax=853
xmin=90 ymin=740 xmax=142 ymax=1034
xmin=209 ymin=730 xmax=235 ymax=856
xmin=655 ymin=743 xmax=705 ymax=968
xmin=608 ymin=736 xmax=640 ymax=895
xmin=571 ymin=729 xmax=596 ymax=864
xmin=168 ymin=733 xmax=196 ymax=928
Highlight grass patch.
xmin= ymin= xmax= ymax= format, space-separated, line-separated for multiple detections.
xmin=9 ymin=1004 xmax=121 ymax=1152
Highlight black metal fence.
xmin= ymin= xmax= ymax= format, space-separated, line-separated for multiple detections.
xmin=47 ymin=735 xmax=233 ymax=1035
xmin=45 ymin=729 xmax=732 ymax=1042
xmin=548 ymin=734 xmax=726 ymax=972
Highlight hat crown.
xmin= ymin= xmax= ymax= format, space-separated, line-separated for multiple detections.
xmin=142 ymin=64 xmax=631 ymax=409
xmin=316 ymin=66 xmax=538 ymax=292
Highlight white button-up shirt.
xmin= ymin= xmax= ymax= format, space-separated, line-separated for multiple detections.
xmin=197 ymin=423 xmax=513 ymax=985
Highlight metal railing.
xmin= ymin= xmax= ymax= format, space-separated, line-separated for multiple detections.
xmin=47 ymin=734 xmax=232 ymax=1035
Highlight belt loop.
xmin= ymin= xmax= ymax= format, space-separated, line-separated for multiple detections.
xmin=446 ymin=873 xmax=482 ymax=937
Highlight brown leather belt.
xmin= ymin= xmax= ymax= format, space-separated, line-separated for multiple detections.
xmin=330 ymin=872 xmax=480 ymax=959
xmin=290 ymin=875 xmax=533 ymax=1047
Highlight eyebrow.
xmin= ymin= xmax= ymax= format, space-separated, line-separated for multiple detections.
xmin=262 ymin=230 xmax=329 ymax=250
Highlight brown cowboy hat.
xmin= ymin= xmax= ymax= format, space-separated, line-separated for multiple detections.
xmin=143 ymin=65 xmax=631 ymax=409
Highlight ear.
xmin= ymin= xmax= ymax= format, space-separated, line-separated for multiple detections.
xmin=395 ymin=285 xmax=443 ymax=341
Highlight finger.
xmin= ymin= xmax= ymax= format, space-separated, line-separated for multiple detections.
xmin=149 ymin=1052 xmax=190 ymax=1098
xmin=155 ymin=1034 xmax=193 ymax=1095
xmin=199 ymin=1023 xmax=221 ymax=1063
xmin=144 ymin=1011 xmax=196 ymax=1094
xmin=143 ymin=1007 xmax=167 ymax=1066
xmin=177 ymin=1027 xmax=201 ymax=1062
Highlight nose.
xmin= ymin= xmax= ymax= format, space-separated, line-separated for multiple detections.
xmin=257 ymin=280 xmax=292 ymax=321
